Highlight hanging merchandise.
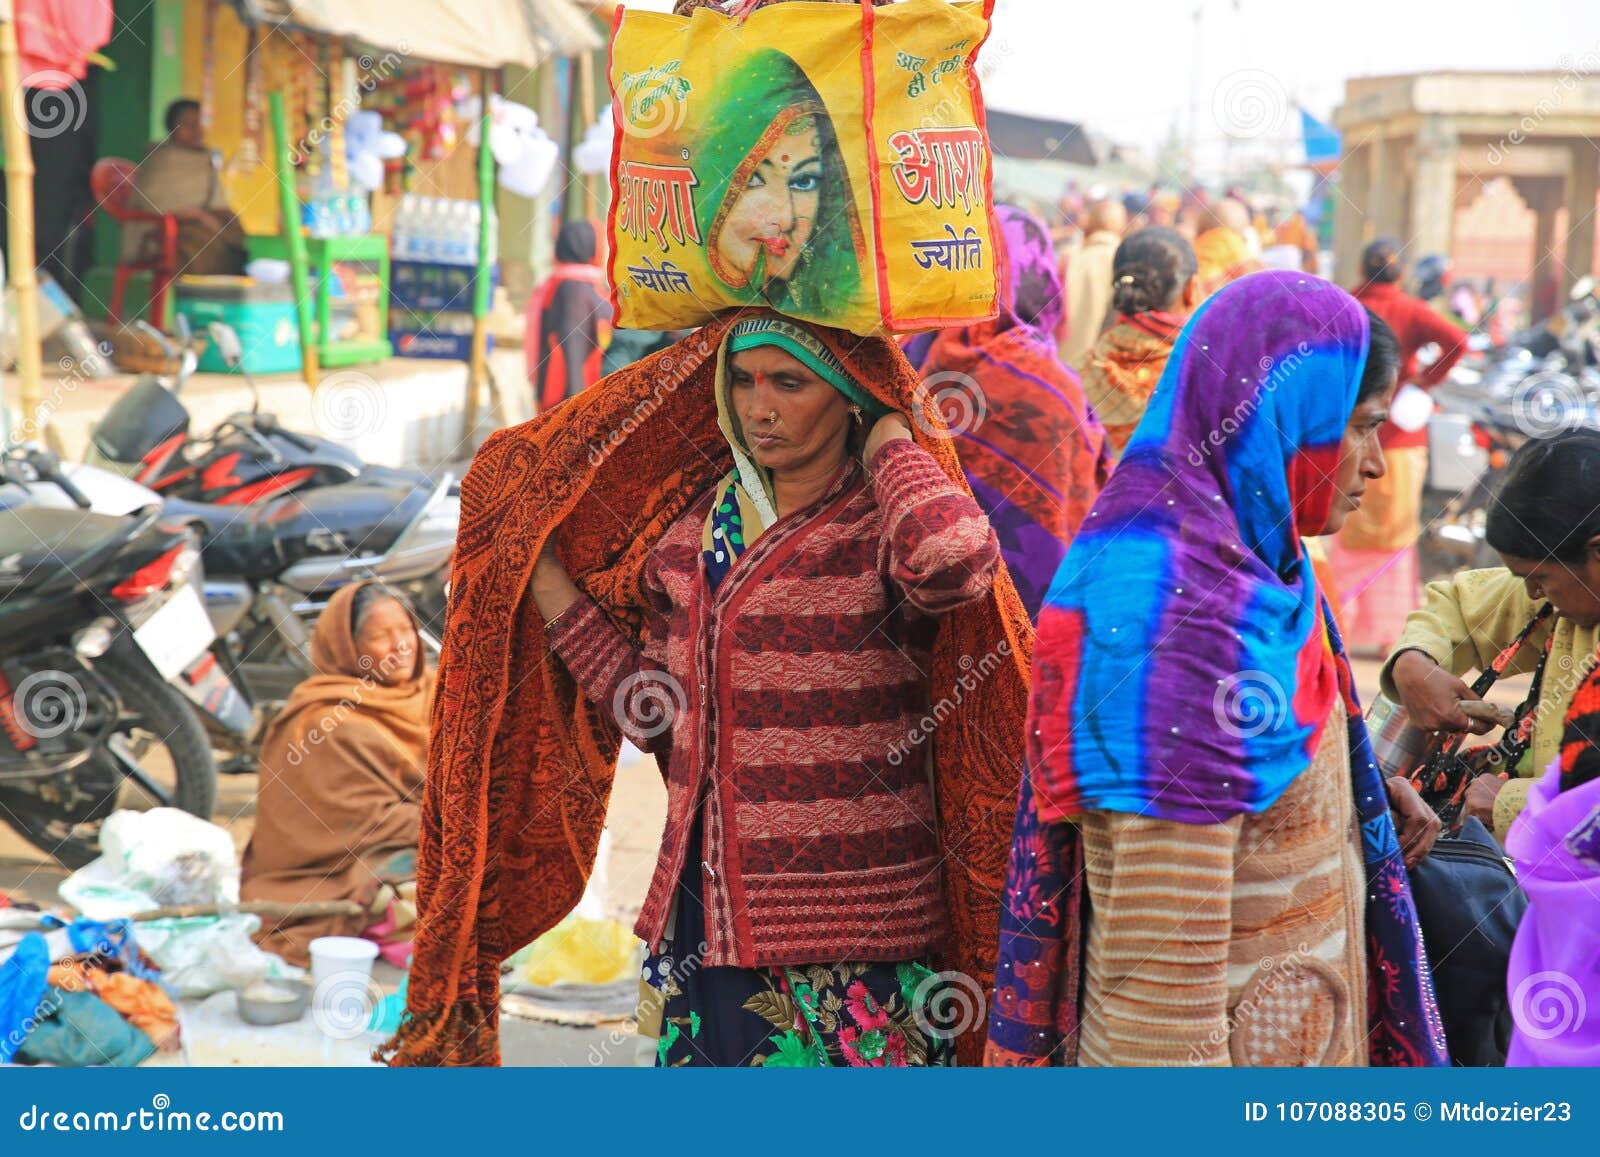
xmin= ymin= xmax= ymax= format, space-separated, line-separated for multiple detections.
xmin=235 ymin=26 xmax=265 ymax=174
xmin=328 ymin=45 xmax=351 ymax=195
xmin=460 ymin=94 xmax=560 ymax=199
xmin=606 ymin=0 xmax=1000 ymax=337
xmin=574 ymin=107 xmax=613 ymax=176
xmin=200 ymin=0 xmax=217 ymax=132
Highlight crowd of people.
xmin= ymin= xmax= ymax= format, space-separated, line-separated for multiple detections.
xmin=241 ymin=171 xmax=1600 ymax=1070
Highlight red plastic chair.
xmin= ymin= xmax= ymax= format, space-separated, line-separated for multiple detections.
xmin=91 ymin=157 xmax=179 ymax=326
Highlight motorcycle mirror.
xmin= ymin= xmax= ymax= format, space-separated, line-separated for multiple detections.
xmin=174 ymin=313 xmax=192 ymax=344
xmin=207 ymin=321 xmax=244 ymax=368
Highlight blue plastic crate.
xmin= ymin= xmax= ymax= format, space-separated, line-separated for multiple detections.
xmin=388 ymin=308 xmax=491 ymax=361
xmin=389 ymin=260 xmax=499 ymax=314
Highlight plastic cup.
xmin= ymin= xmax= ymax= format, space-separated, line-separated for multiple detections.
xmin=308 ymin=936 xmax=380 ymax=986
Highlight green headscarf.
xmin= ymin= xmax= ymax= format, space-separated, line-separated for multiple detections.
xmin=694 ymin=48 xmax=864 ymax=320
xmin=713 ymin=316 xmax=887 ymax=533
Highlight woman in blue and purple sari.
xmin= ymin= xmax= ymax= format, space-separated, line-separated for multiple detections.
xmin=985 ymin=271 xmax=1450 ymax=1067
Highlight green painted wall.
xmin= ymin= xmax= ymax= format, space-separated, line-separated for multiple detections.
xmin=83 ymin=0 xmax=187 ymax=319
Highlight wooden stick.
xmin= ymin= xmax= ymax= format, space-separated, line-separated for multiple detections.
xmin=16 ymin=899 xmax=367 ymax=932
xmin=129 ymin=900 xmax=365 ymax=922
xmin=0 ymin=11 xmax=48 ymax=447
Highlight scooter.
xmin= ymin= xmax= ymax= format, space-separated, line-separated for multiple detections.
xmin=17 ymin=447 xmax=456 ymax=773
xmin=0 ymin=450 xmax=220 ymax=866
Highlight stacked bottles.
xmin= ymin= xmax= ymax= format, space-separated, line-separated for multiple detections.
xmin=391 ymin=196 xmax=498 ymax=265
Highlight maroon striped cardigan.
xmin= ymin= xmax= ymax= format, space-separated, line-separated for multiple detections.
xmin=547 ymin=439 xmax=1001 ymax=968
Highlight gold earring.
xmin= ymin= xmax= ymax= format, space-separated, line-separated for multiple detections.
xmin=850 ymin=406 xmax=864 ymax=426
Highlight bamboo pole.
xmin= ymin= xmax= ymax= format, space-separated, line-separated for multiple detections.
xmin=465 ymin=69 xmax=495 ymax=441
xmin=0 ymin=11 xmax=48 ymax=448
xmin=268 ymin=91 xmax=320 ymax=386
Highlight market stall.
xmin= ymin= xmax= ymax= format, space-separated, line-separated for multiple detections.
xmin=176 ymin=0 xmax=596 ymax=389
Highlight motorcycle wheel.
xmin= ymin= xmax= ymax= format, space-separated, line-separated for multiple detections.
xmin=0 ymin=647 xmax=218 ymax=869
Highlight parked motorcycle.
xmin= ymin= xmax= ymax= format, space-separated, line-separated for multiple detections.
xmin=22 ymin=444 xmax=456 ymax=773
xmin=85 ymin=320 xmax=453 ymax=642
xmin=1420 ymin=279 xmax=1600 ymax=578
xmin=0 ymin=449 xmax=219 ymax=867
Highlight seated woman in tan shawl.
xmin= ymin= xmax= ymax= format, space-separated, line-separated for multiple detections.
xmin=241 ymin=582 xmax=434 ymax=967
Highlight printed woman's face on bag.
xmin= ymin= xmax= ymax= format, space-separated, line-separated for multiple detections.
xmin=717 ymin=117 xmax=822 ymax=286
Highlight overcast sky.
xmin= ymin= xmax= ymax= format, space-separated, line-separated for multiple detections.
xmin=622 ymin=0 xmax=1597 ymax=160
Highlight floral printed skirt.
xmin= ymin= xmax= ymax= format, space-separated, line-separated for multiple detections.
xmin=643 ymin=819 xmax=955 ymax=1068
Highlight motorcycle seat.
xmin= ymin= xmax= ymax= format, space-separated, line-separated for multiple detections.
xmin=167 ymin=480 xmax=432 ymax=580
xmin=0 ymin=506 xmax=137 ymax=594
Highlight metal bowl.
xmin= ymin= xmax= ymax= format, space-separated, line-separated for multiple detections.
xmin=235 ymin=978 xmax=312 ymax=1026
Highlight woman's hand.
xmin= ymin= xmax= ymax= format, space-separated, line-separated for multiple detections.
xmin=1464 ymin=773 xmax=1506 ymax=830
xmin=862 ymin=412 xmax=913 ymax=465
xmin=530 ymin=532 xmax=582 ymax=625
xmin=1385 ymin=775 xmax=1442 ymax=869
xmin=1391 ymin=649 xmax=1493 ymax=735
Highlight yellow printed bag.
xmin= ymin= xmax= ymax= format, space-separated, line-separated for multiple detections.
xmin=606 ymin=0 xmax=999 ymax=337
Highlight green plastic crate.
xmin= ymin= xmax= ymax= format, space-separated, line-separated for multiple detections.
xmin=174 ymin=277 xmax=304 ymax=375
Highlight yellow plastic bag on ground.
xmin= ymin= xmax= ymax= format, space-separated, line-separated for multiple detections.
xmin=520 ymin=915 xmax=640 ymax=987
xmin=606 ymin=0 xmax=998 ymax=336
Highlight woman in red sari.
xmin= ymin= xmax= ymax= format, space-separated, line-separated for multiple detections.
xmin=526 ymin=220 xmax=612 ymax=412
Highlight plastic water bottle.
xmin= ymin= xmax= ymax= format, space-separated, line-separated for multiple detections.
xmin=411 ymin=198 xmax=434 ymax=261
xmin=398 ymin=197 xmax=422 ymax=264
xmin=450 ymin=202 xmax=474 ymax=264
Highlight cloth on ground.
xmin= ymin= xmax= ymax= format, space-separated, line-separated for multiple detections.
xmin=17 ymin=989 xmax=154 ymax=1067
xmin=0 ymin=933 xmax=50 ymax=1064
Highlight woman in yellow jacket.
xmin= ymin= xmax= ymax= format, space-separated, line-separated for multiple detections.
xmin=1381 ymin=429 xmax=1600 ymax=837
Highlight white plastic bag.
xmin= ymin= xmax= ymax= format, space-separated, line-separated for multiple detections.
xmin=59 ymin=809 xmax=239 ymax=919
xmin=1389 ymin=383 xmax=1434 ymax=433
xmin=134 ymin=914 xmax=303 ymax=999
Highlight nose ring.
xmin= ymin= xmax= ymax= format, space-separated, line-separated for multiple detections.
xmin=766 ymin=409 xmax=778 ymax=422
